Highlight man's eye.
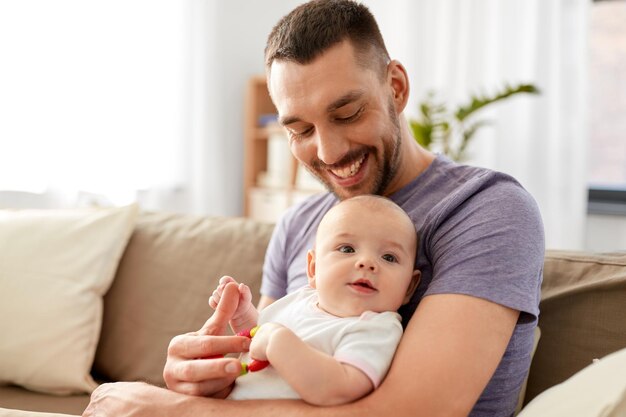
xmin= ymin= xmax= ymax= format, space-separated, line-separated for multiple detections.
xmin=289 ymin=127 xmax=313 ymax=140
xmin=382 ymin=254 xmax=397 ymax=263
xmin=335 ymin=107 xmax=363 ymax=123
xmin=338 ymin=245 xmax=355 ymax=253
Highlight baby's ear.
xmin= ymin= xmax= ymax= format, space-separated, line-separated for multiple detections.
xmin=403 ymin=269 xmax=421 ymax=304
xmin=306 ymin=249 xmax=317 ymax=288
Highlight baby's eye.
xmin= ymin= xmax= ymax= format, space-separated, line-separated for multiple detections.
xmin=382 ymin=254 xmax=397 ymax=263
xmin=338 ymin=245 xmax=355 ymax=253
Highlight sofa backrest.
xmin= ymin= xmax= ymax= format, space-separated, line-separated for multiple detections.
xmin=92 ymin=212 xmax=275 ymax=386
xmin=92 ymin=213 xmax=626 ymax=404
xmin=524 ymin=250 xmax=626 ymax=405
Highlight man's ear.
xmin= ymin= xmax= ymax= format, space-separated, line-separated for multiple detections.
xmin=387 ymin=59 xmax=410 ymax=113
xmin=306 ymin=249 xmax=317 ymax=288
xmin=403 ymin=269 xmax=421 ymax=304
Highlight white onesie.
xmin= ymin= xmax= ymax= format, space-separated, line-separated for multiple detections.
xmin=228 ymin=286 xmax=403 ymax=400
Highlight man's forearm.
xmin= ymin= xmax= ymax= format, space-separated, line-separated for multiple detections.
xmin=192 ymin=396 xmax=369 ymax=417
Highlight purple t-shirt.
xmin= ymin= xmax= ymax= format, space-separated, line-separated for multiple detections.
xmin=261 ymin=154 xmax=544 ymax=417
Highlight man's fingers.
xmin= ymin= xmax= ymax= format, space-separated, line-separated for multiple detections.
xmin=172 ymin=378 xmax=236 ymax=398
xmin=172 ymin=357 xmax=243 ymax=383
xmin=213 ymin=282 xmax=240 ymax=324
xmin=168 ymin=334 xmax=250 ymax=359
xmin=200 ymin=282 xmax=240 ymax=335
xmin=207 ymin=276 xmax=237 ymax=310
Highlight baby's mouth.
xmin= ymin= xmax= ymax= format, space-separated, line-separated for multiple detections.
xmin=349 ymin=278 xmax=377 ymax=291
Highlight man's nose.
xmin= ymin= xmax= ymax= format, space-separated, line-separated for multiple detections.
xmin=315 ymin=128 xmax=349 ymax=166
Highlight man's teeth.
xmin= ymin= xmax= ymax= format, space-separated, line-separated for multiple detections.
xmin=331 ymin=155 xmax=365 ymax=179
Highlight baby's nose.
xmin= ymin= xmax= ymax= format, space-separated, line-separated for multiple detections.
xmin=356 ymin=259 xmax=377 ymax=272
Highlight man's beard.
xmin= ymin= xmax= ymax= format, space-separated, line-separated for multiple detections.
xmin=306 ymin=99 xmax=402 ymax=199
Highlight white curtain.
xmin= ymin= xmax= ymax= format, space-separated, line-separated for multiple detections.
xmin=0 ymin=0 xmax=190 ymax=210
xmin=0 ymin=0 xmax=591 ymax=246
xmin=365 ymin=0 xmax=590 ymax=250
xmin=0 ymin=0 xmax=253 ymax=216
xmin=0 ymin=0 xmax=304 ymax=216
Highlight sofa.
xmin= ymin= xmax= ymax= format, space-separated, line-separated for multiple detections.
xmin=1 ymin=205 xmax=625 ymax=417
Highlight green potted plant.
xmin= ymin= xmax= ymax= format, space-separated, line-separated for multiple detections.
xmin=409 ymin=83 xmax=540 ymax=161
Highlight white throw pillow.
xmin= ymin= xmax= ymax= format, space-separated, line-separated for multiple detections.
xmin=0 ymin=204 xmax=138 ymax=394
xmin=518 ymin=347 xmax=626 ymax=417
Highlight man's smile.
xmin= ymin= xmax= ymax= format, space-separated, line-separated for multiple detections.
xmin=326 ymin=153 xmax=370 ymax=189
xmin=330 ymin=154 xmax=366 ymax=179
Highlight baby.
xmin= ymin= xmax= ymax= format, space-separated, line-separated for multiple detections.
xmin=209 ymin=195 xmax=420 ymax=405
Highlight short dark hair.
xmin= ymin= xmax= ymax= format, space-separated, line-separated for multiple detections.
xmin=265 ymin=0 xmax=390 ymax=77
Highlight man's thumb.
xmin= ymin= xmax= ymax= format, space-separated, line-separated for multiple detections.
xmin=199 ymin=282 xmax=239 ymax=335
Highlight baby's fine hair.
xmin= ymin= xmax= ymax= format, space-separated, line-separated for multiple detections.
xmin=321 ymin=195 xmax=418 ymax=249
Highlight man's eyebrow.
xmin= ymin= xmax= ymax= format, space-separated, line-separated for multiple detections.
xmin=326 ymin=90 xmax=365 ymax=113
xmin=279 ymin=114 xmax=301 ymax=127
xmin=278 ymin=90 xmax=365 ymax=127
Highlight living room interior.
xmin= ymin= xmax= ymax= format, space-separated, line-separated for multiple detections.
xmin=0 ymin=0 xmax=624 ymax=252
xmin=0 ymin=1 xmax=625 ymax=416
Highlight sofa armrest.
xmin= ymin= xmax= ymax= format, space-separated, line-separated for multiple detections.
xmin=525 ymin=250 xmax=626 ymax=404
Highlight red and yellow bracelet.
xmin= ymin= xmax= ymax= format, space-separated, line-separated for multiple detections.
xmin=236 ymin=326 xmax=270 ymax=375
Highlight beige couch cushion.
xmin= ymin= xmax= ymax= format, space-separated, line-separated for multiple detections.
xmin=93 ymin=212 xmax=274 ymax=386
xmin=518 ymin=346 xmax=626 ymax=417
xmin=524 ymin=250 xmax=626 ymax=404
xmin=0 ymin=205 xmax=138 ymax=395
xmin=0 ymin=384 xmax=87 ymax=416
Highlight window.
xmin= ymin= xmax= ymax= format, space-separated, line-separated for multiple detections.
xmin=0 ymin=1 xmax=185 ymax=201
xmin=588 ymin=0 xmax=626 ymax=214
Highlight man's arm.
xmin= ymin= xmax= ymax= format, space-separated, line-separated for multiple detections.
xmin=84 ymin=292 xmax=517 ymax=417
xmin=367 ymin=294 xmax=519 ymax=416
xmin=252 ymin=293 xmax=519 ymax=416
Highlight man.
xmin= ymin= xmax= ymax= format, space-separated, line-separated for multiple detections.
xmin=84 ymin=1 xmax=543 ymax=416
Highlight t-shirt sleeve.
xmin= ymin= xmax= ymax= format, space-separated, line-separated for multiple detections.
xmin=333 ymin=312 xmax=403 ymax=388
xmin=259 ymin=206 xmax=295 ymax=300
xmin=424 ymin=177 xmax=544 ymax=321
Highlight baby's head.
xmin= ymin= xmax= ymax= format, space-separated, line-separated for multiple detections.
xmin=307 ymin=195 xmax=420 ymax=317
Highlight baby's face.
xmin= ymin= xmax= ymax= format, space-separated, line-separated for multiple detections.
xmin=307 ymin=199 xmax=419 ymax=317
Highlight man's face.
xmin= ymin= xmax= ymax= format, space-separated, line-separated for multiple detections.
xmin=268 ymin=41 xmax=402 ymax=199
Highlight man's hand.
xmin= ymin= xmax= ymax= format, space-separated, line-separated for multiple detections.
xmin=208 ymin=276 xmax=259 ymax=333
xmin=163 ymin=282 xmax=251 ymax=398
xmin=83 ymin=382 xmax=181 ymax=417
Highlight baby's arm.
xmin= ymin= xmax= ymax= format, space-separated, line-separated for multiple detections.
xmin=250 ymin=323 xmax=373 ymax=406
xmin=209 ymin=278 xmax=258 ymax=334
